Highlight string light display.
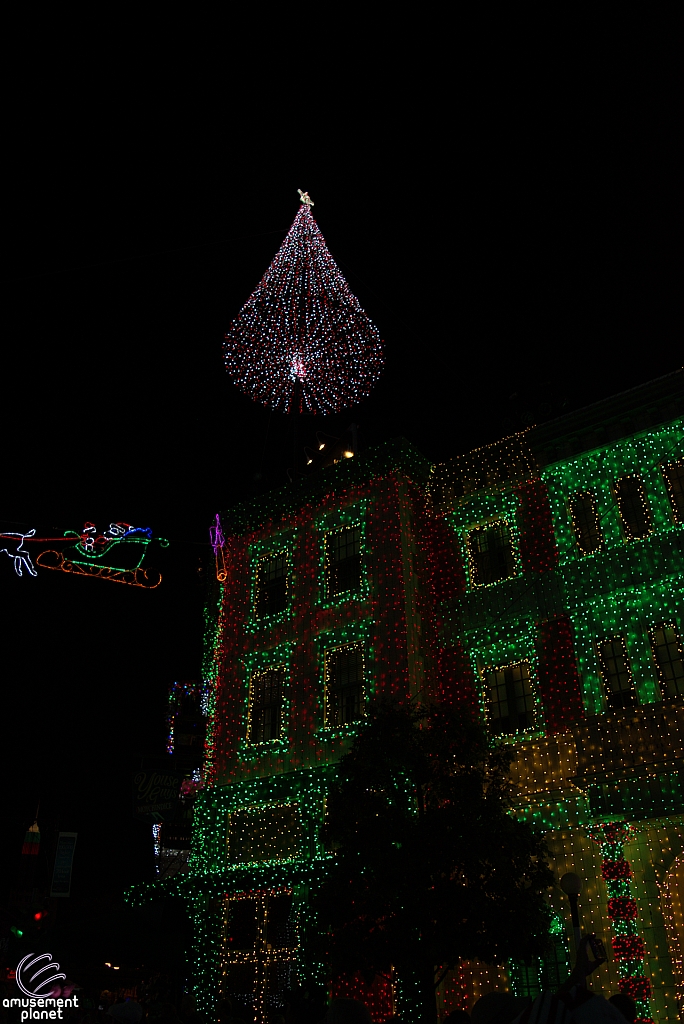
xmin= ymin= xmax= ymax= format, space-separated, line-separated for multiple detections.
xmin=1 ymin=520 xmax=168 ymax=586
xmin=659 ymin=854 xmax=683 ymax=1012
xmin=331 ymin=972 xmax=394 ymax=1022
xmin=516 ymin=480 xmax=559 ymax=574
xmin=0 ymin=528 xmax=38 ymax=577
xmin=240 ymin=642 xmax=293 ymax=759
xmin=588 ymin=823 xmax=654 ymax=1023
xmin=662 ymin=461 xmax=683 ymax=523
xmin=34 ymin=521 xmax=168 ymax=588
xmin=126 ymin=411 xmax=682 ymax=1021
xmin=541 ymin=422 xmax=683 ymax=714
xmin=222 ymin=194 xmax=384 ymax=414
xmin=221 ymin=888 xmax=300 ymax=1022
xmin=167 ymin=680 xmax=206 ymax=755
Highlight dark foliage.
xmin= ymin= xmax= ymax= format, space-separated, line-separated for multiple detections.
xmin=312 ymin=699 xmax=554 ymax=1017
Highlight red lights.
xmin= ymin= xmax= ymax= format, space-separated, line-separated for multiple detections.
xmin=515 ymin=479 xmax=558 ymax=575
xmin=536 ymin=616 xmax=585 ymax=732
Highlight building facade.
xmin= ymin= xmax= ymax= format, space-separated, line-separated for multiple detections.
xmin=129 ymin=371 xmax=683 ymax=1022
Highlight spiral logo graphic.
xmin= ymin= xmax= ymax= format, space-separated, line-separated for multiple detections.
xmin=16 ymin=954 xmax=66 ymax=997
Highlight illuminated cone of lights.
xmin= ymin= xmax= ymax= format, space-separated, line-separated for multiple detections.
xmin=223 ymin=194 xmax=384 ymax=414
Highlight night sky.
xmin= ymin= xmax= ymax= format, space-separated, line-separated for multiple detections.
xmin=2 ymin=20 xmax=681 ymax=945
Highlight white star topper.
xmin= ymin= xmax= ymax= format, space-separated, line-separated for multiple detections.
xmin=297 ymin=189 xmax=314 ymax=206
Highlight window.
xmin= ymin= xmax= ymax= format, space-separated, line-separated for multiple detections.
xmin=614 ymin=475 xmax=651 ymax=539
xmin=485 ymin=661 xmax=535 ymax=736
xmin=510 ymin=930 xmax=569 ymax=998
xmin=598 ymin=637 xmax=635 ymax=708
xmin=569 ymin=492 xmax=602 ymax=554
xmin=325 ymin=525 xmax=362 ymax=598
xmin=247 ymin=667 xmax=285 ymax=744
xmin=650 ymin=625 xmax=684 ymax=699
xmin=663 ymin=462 xmax=684 ymax=523
xmin=255 ymin=552 xmax=289 ymax=618
xmin=325 ymin=644 xmax=365 ymax=727
xmin=222 ymin=891 xmax=298 ymax=1020
xmin=228 ymin=805 xmax=302 ymax=864
xmin=225 ymin=896 xmax=258 ymax=950
xmin=468 ymin=520 xmax=515 ymax=586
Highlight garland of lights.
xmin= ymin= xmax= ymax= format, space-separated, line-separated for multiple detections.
xmin=588 ymin=823 xmax=654 ymax=1024
xmin=223 ymin=195 xmax=384 ymax=415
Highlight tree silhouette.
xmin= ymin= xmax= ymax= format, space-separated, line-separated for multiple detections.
xmin=313 ymin=699 xmax=554 ymax=1022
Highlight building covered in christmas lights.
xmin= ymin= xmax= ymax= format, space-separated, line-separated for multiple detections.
xmin=128 ymin=370 xmax=683 ymax=1023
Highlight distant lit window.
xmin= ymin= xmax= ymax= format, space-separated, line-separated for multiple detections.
xmin=467 ymin=520 xmax=515 ymax=586
xmin=325 ymin=525 xmax=362 ymax=598
xmin=485 ymin=661 xmax=535 ymax=736
xmin=598 ymin=637 xmax=636 ymax=708
xmin=247 ymin=667 xmax=285 ymax=744
xmin=325 ymin=644 xmax=365 ymax=727
xmin=614 ymin=475 xmax=651 ymax=540
xmin=663 ymin=462 xmax=684 ymax=523
xmin=222 ymin=890 xmax=298 ymax=1016
xmin=650 ymin=624 xmax=684 ymax=699
xmin=569 ymin=492 xmax=602 ymax=554
xmin=255 ymin=552 xmax=289 ymax=618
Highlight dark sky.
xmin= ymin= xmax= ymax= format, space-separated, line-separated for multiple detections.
xmin=2 ymin=21 xmax=681 ymax=912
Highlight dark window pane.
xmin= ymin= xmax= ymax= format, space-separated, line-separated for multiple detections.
xmin=469 ymin=521 xmax=515 ymax=586
xmin=599 ymin=637 xmax=635 ymax=708
xmin=569 ymin=492 xmax=602 ymax=554
xmin=265 ymin=961 xmax=298 ymax=997
xmin=326 ymin=645 xmax=365 ymax=727
xmin=326 ymin=526 xmax=361 ymax=597
xmin=615 ymin=476 xmax=651 ymax=539
xmin=223 ymin=962 xmax=256 ymax=1002
xmin=256 ymin=553 xmax=289 ymax=617
xmin=265 ymin=892 xmax=296 ymax=949
xmin=225 ymin=898 xmax=257 ymax=950
xmin=510 ymin=961 xmax=542 ymax=1000
xmin=540 ymin=935 xmax=570 ymax=993
xmin=486 ymin=661 xmax=535 ymax=735
xmin=663 ymin=462 xmax=684 ymax=523
xmin=650 ymin=625 xmax=684 ymax=699
xmin=247 ymin=667 xmax=285 ymax=744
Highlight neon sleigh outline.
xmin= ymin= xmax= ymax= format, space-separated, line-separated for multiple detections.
xmin=36 ymin=522 xmax=169 ymax=588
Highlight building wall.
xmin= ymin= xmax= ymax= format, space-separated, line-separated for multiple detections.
xmin=175 ymin=411 xmax=683 ymax=1020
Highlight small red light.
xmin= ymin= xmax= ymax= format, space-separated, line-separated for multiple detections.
xmin=34 ymin=912 xmax=43 ymax=921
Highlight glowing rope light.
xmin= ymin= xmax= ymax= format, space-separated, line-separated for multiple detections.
xmin=0 ymin=529 xmax=38 ymax=577
xmin=35 ymin=520 xmax=167 ymax=588
xmin=223 ymin=193 xmax=384 ymax=414
xmin=210 ymin=513 xmax=227 ymax=582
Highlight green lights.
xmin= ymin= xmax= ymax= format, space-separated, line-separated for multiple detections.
xmin=124 ymin=414 xmax=682 ymax=1021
